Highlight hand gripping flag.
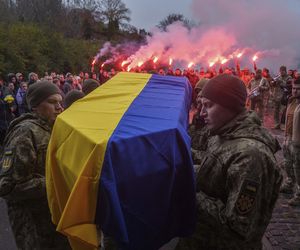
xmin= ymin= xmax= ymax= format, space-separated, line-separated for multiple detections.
xmin=46 ymin=72 xmax=196 ymax=250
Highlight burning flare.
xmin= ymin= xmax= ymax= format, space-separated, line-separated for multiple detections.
xmin=237 ymin=53 xmax=243 ymax=58
xmin=221 ymin=58 xmax=228 ymax=65
xmin=209 ymin=61 xmax=215 ymax=67
xmin=153 ymin=56 xmax=158 ymax=63
xmin=92 ymin=59 xmax=96 ymax=65
xmin=138 ymin=61 xmax=143 ymax=67
xmin=188 ymin=62 xmax=194 ymax=68
xmin=252 ymin=55 xmax=258 ymax=62
xmin=169 ymin=58 xmax=173 ymax=66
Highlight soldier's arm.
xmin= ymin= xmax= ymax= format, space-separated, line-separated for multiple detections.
xmin=260 ymin=79 xmax=269 ymax=91
xmin=196 ymin=150 xmax=267 ymax=240
xmin=0 ymin=127 xmax=46 ymax=200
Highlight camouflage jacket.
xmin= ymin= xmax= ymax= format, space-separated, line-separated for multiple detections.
xmin=271 ymin=74 xmax=292 ymax=101
xmin=0 ymin=113 xmax=52 ymax=200
xmin=180 ymin=111 xmax=282 ymax=250
xmin=248 ymin=77 xmax=269 ymax=100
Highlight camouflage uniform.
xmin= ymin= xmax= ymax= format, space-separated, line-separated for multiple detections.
xmin=0 ymin=113 xmax=70 ymax=250
xmin=292 ymin=144 xmax=300 ymax=198
xmin=271 ymin=75 xmax=292 ymax=127
xmin=281 ymin=98 xmax=298 ymax=192
xmin=248 ymin=77 xmax=269 ymax=120
xmin=177 ymin=111 xmax=282 ymax=250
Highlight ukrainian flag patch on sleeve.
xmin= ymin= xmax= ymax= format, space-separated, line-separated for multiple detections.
xmin=1 ymin=148 xmax=14 ymax=174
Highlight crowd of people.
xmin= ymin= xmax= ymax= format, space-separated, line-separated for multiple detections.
xmin=0 ymin=63 xmax=300 ymax=249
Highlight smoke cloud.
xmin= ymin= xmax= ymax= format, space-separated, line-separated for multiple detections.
xmin=93 ymin=0 xmax=300 ymax=73
xmin=190 ymin=0 xmax=300 ymax=72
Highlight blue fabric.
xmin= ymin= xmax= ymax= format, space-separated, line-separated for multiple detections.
xmin=95 ymin=75 xmax=196 ymax=250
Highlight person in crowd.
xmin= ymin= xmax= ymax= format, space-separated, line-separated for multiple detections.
xmin=288 ymin=69 xmax=294 ymax=79
xmin=248 ymin=69 xmax=269 ymax=121
xmin=82 ymin=79 xmax=100 ymax=95
xmin=84 ymin=72 xmax=90 ymax=80
xmin=15 ymin=73 xmax=24 ymax=87
xmin=294 ymin=70 xmax=300 ymax=79
xmin=240 ymin=68 xmax=252 ymax=88
xmin=64 ymin=89 xmax=85 ymax=109
xmin=91 ymin=73 xmax=98 ymax=80
xmin=177 ymin=74 xmax=282 ymax=250
xmin=280 ymin=78 xmax=300 ymax=206
xmin=0 ymin=90 xmax=15 ymax=148
xmin=110 ymin=68 xmax=116 ymax=78
xmin=15 ymin=82 xmax=28 ymax=115
xmin=166 ymin=68 xmax=174 ymax=76
xmin=28 ymin=72 xmax=38 ymax=86
xmin=262 ymin=68 xmax=273 ymax=111
xmin=63 ymin=72 xmax=74 ymax=95
xmin=0 ymin=81 xmax=70 ymax=249
xmin=99 ymin=70 xmax=110 ymax=84
xmin=271 ymin=65 xmax=293 ymax=129
xmin=59 ymin=74 xmax=65 ymax=87
xmin=0 ymin=77 xmax=8 ymax=98
xmin=174 ymin=68 xmax=182 ymax=76
xmin=72 ymin=76 xmax=83 ymax=91
xmin=158 ymin=68 xmax=165 ymax=75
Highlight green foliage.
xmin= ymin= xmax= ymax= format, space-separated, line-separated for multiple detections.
xmin=0 ymin=23 xmax=99 ymax=76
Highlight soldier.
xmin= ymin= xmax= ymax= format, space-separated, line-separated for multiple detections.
xmin=271 ymin=65 xmax=293 ymax=129
xmin=0 ymin=81 xmax=70 ymax=249
xmin=248 ymin=69 xmax=269 ymax=121
xmin=281 ymin=78 xmax=300 ymax=206
xmin=280 ymin=79 xmax=300 ymax=195
xmin=176 ymin=74 xmax=282 ymax=250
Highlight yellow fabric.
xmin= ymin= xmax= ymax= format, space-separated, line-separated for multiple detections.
xmin=46 ymin=73 xmax=152 ymax=250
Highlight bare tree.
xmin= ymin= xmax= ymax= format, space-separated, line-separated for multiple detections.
xmin=97 ymin=0 xmax=130 ymax=38
xmin=0 ymin=0 xmax=17 ymax=22
xmin=157 ymin=13 xmax=194 ymax=31
xmin=15 ymin=0 xmax=64 ymax=28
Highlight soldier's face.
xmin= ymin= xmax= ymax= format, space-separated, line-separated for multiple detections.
xmin=35 ymin=94 xmax=63 ymax=125
xmin=200 ymin=97 xmax=237 ymax=133
xmin=292 ymin=84 xmax=300 ymax=98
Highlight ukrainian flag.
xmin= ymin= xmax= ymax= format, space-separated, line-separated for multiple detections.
xmin=46 ymin=72 xmax=196 ymax=250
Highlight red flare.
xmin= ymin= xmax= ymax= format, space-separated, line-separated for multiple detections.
xmin=237 ymin=53 xmax=243 ymax=58
xmin=169 ymin=58 xmax=173 ymax=66
xmin=101 ymin=63 xmax=105 ymax=68
xmin=92 ymin=59 xmax=96 ymax=65
xmin=221 ymin=58 xmax=228 ymax=65
xmin=252 ymin=55 xmax=258 ymax=62
xmin=153 ymin=56 xmax=158 ymax=63
xmin=121 ymin=61 xmax=127 ymax=67
xmin=138 ymin=61 xmax=143 ymax=67
xmin=188 ymin=62 xmax=194 ymax=68
xmin=209 ymin=61 xmax=215 ymax=67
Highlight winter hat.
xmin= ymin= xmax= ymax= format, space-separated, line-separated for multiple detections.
xmin=195 ymin=78 xmax=209 ymax=92
xmin=201 ymin=74 xmax=247 ymax=113
xmin=26 ymin=80 xmax=61 ymax=108
xmin=82 ymin=79 xmax=100 ymax=95
xmin=64 ymin=90 xmax=85 ymax=108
